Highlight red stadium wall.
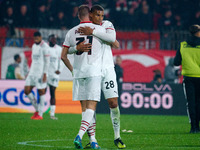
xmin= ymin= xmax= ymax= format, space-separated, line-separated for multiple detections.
xmin=113 ymin=50 xmax=176 ymax=82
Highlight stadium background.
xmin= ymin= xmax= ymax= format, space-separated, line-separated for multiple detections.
xmin=0 ymin=0 xmax=199 ymax=115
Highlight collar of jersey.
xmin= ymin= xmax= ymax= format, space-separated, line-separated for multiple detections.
xmin=80 ymin=21 xmax=92 ymax=24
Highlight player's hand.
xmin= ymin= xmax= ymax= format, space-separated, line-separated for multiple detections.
xmin=55 ymin=70 xmax=60 ymax=74
xmin=78 ymin=26 xmax=94 ymax=35
xmin=77 ymin=41 xmax=91 ymax=52
xmin=43 ymin=74 xmax=47 ymax=83
xmin=71 ymin=71 xmax=74 ymax=77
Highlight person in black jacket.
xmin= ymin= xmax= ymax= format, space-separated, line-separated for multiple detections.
xmin=174 ymin=24 xmax=200 ymax=133
xmin=114 ymin=55 xmax=123 ymax=96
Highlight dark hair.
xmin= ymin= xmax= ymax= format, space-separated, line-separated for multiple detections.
xmin=48 ymin=34 xmax=55 ymax=41
xmin=189 ymin=25 xmax=200 ymax=35
xmin=78 ymin=5 xmax=90 ymax=19
xmin=90 ymin=5 xmax=104 ymax=13
xmin=14 ymin=54 xmax=20 ymax=61
xmin=33 ymin=31 xmax=41 ymax=37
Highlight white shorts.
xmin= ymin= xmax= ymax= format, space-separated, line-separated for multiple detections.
xmin=47 ymin=76 xmax=59 ymax=87
xmin=25 ymin=75 xmax=47 ymax=89
xmin=73 ymin=76 xmax=101 ymax=101
xmin=101 ymin=67 xmax=118 ymax=99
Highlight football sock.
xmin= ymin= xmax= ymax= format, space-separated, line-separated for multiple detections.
xmin=27 ymin=93 xmax=38 ymax=111
xmin=82 ymin=111 xmax=85 ymax=119
xmin=50 ymin=105 xmax=56 ymax=117
xmin=78 ymin=109 xmax=94 ymax=139
xmin=110 ymin=106 xmax=120 ymax=139
xmin=38 ymin=95 xmax=45 ymax=117
xmin=87 ymin=112 xmax=97 ymax=143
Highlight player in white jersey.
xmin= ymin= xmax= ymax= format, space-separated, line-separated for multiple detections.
xmin=76 ymin=5 xmax=126 ymax=149
xmin=61 ymin=5 xmax=105 ymax=149
xmin=24 ymin=31 xmax=50 ymax=120
xmin=47 ymin=34 xmax=64 ymax=120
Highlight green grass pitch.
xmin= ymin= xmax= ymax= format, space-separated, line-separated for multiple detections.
xmin=0 ymin=113 xmax=200 ymax=150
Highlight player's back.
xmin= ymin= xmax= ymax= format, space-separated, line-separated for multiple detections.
xmin=101 ymin=20 xmax=116 ymax=69
xmin=29 ymin=41 xmax=49 ymax=77
xmin=63 ymin=22 xmax=105 ymax=78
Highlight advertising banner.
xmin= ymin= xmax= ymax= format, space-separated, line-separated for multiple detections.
xmin=0 ymin=80 xmax=81 ymax=114
xmin=97 ymin=82 xmax=187 ymax=115
xmin=0 ymin=80 xmax=49 ymax=113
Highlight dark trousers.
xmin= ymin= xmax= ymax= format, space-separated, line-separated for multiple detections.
xmin=183 ymin=76 xmax=200 ymax=130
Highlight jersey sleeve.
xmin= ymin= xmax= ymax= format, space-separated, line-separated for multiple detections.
xmin=43 ymin=44 xmax=50 ymax=74
xmin=104 ymin=20 xmax=115 ymax=30
xmin=68 ymin=45 xmax=77 ymax=54
xmin=63 ymin=32 xmax=70 ymax=48
xmin=92 ymin=24 xmax=116 ymax=43
xmin=57 ymin=46 xmax=65 ymax=72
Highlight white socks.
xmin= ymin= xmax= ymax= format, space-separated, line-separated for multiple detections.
xmin=78 ymin=109 xmax=94 ymax=139
xmin=27 ymin=93 xmax=38 ymax=111
xmin=87 ymin=112 xmax=97 ymax=143
xmin=50 ymin=105 xmax=56 ymax=117
xmin=38 ymin=95 xmax=45 ymax=117
xmin=110 ymin=107 xmax=120 ymax=139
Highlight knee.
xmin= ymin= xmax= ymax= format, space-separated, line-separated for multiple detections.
xmin=24 ymin=87 xmax=30 ymax=95
xmin=38 ymin=89 xmax=45 ymax=95
xmin=108 ymin=98 xmax=118 ymax=108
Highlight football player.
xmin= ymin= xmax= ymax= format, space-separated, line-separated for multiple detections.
xmin=24 ymin=31 xmax=50 ymax=120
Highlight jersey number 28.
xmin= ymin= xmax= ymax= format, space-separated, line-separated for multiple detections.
xmin=76 ymin=36 xmax=93 ymax=55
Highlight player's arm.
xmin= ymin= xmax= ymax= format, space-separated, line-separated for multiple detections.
xmin=56 ymin=47 xmax=65 ymax=74
xmin=174 ymin=46 xmax=182 ymax=66
xmin=78 ymin=26 xmax=116 ymax=43
xmin=111 ymin=40 xmax=120 ymax=49
xmin=61 ymin=46 xmax=73 ymax=72
xmin=43 ymin=48 xmax=50 ymax=82
xmin=68 ymin=41 xmax=91 ymax=54
xmin=15 ymin=67 xmax=24 ymax=80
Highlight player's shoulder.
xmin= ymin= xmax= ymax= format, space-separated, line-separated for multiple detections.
xmin=102 ymin=20 xmax=115 ymax=29
xmin=41 ymin=41 xmax=49 ymax=48
xmin=55 ymin=44 xmax=62 ymax=49
xmin=55 ymin=44 xmax=62 ymax=51
xmin=92 ymin=23 xmax=105 ymax=31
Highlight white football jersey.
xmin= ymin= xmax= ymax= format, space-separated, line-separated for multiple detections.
xmin=101 ymin=20 xmax=115 ymax=69
xmin=63 ymin=21 xmax=106 ymax=78
xmin=48 ymin=44 xmax=64 ymax=79
xmin=29 ymin=40 xmax=50 ymax=77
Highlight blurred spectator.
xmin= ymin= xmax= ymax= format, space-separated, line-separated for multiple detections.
xmin=159 ymin=9 xmax=175 ymax=32
xmin=2 ymin=6 xmax=16 ymax=36
xmin=124 ymin=0 xmax=140 ymax=30
xmin=6 ymin=54 xmax=24 ymax=80
xmin=160 ymin=0 xmax=172 ymax=15
xmin=115 ymin=55 xmax=123 ymax=95
xmin=150 ymin=0 xmax=162 ymax=30
xmin=111 ymin=0 xmax=130 ymax=30
xmin=35 ymin=4 xmax=49 ymax=28
xmin=16 ymin=4 xmax=31 ymax=27
xmin=149 ymin=0 xmax=161 ymax=14
xmin=159 ymin=9 xmax=175 ymax=50
xmin=192 ymin=11 xmax=200 ymax=25
xmin=53 ymin=11 xmax=68 ymax=30
xmin=136 ymin=4 xmax=153 ymax=31
xmin=174 ymin=14 xmax=184 ymax=30
xmin=151 ymin=69 xmax=165 ymax=84
xmin=46 ymin=0 xmax=57 ymax=26
xmin=69 ymin=6 xmax=79 ymax=28
xmin=164 ymin=57 xmax=180 ymax=83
